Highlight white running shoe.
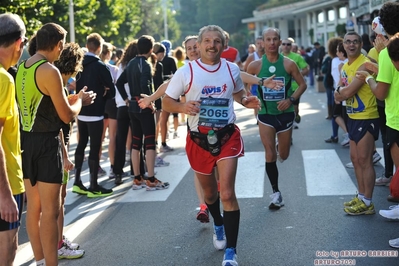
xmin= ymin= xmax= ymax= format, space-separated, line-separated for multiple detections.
xmin=63 ymin=236 xmax=79 ymax=250
xmin=379 ymin=205 xmax=399 ymax=220
xmin=375 ymin=174 xmax=392 ymax=186
xmin=389 ymin=237 xmax=399 ymax=248
xmin=340 ymin=133 xmax=350 ymax=147
xmin=154 ymin=156 xmax=170 ymax=167
xmin=269 ymin=191 xmax=284 ymax=209
xmin=160 ymin=144 xmax=174 ymax=153
xmin=373 ymin=151 xmax=382 ymax=164
xmin=58 ymin=244 xmax=85 ymax=259
xmin=213 ymin=224 xmax=226 ymax=250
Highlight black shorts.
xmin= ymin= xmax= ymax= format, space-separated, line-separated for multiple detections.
xmin=333 ymin=102 xmax=343 ymax=117
xmin=386 ymin=126 xmax=399 ymax=148
xmin=0 ymin=193 xmax=24 ymax=231
xmin=104 ymin=98 xmax=117 ymax=119
xmin=21 ymin=131 xmax=63 ymax=186
xmin=257 ymin=112 xmax=295 ymax=133
xmin=347 ymin=118 xmax=379 ymax=144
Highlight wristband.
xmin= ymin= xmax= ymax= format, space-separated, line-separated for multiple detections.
xmin=240 ymin=96 xmax=247 ymax=106
xmin=365 ymin=75 xmax=374 ymax=84
xmin=336 ymin=86 xmax=341 ymax=94
xmin=258 ymin=77 xmax=264 ymax=87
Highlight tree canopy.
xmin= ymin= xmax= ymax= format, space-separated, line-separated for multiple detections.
xmin=1 ymin=0 xmax=267 ymax=53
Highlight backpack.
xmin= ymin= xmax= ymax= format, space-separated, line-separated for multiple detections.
xmin=321 ymin=56 xmax=333 ymax=87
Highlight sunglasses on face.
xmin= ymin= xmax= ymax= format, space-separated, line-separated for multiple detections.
xmin=344 ymin=39 xmax=360 ymax=45
xmin=282 ymin=43 xmax=291 ymax=46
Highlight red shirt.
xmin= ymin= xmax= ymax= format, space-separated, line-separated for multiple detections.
xmin=221 ymin=46 xmax=240 ymax=63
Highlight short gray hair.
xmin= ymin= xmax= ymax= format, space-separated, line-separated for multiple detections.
xmin=0 ymin=13 xmax=26 ymax=47
xmin=197 ymin=25 xmax=226 ymax=48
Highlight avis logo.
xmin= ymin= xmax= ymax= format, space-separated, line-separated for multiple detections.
xmin=201 ymin=84 xmax=227 ymax=96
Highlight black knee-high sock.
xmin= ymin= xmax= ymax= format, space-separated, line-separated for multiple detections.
xmin=206 ymin=197 xmax=223 ymax=226
xmin=74 ymin=167 xmax=82 ymax=185
xmin=266 ymin=161 xmax=279 ymax=193
xmin=223 ymin=209 xmax=240 ymax=249
xmin=73 ymin=154 xmax=84 ymax=185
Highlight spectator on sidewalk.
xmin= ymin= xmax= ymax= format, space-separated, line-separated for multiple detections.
xmin=0 ymin=13 xmax=26 ymax=266
xmin=334 ymin=32 xmax=379 ymax=216
xmin=15 ymin=22 xmax=95 ymax=266
xmin=72 ymin=33 xmax=115 ymax=198
xmin=325 ymin=41 xmax=350 ymax=146
xmin=116 ymin=35 xmax=169 ymax=191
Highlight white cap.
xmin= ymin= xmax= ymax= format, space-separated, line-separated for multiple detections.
xmin=371 ymin=16 xmax=386 ymax=36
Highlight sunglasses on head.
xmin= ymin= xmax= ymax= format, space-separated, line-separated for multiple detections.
xmin=21 ymin=36 xmax=28 ymax=45
xmin=282 ymin=43 xmax=291 ymax=46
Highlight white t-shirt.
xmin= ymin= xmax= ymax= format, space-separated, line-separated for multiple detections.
xmin=166 ymin=58 xmax=244 ymax=132
xmin=331 ymin=57 xmax=348 ymax=89
xmin=115 ymin=66 xmax=132 ymax=107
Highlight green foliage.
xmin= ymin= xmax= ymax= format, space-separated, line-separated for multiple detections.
xmin=0 ymin=0 xmax=266 ymax=52
xmin=176 ymin=0 xmax=265 ymax=53
xmin=336 ymin=23 xmax=346 ymax=37
xmin=0 ymin=0 xmax=57 ymax=36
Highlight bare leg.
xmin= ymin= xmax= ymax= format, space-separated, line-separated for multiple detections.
xmin=0 ymin=228 xmax=18 ymax=266
xmin=57 ymin=183 xmax=67 ymax=247
xmin=107 ymin=118 xmax=117 ymax=166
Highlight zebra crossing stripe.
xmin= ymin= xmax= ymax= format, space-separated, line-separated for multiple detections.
xmin=302 ymin=149 xmax=357 ymax=196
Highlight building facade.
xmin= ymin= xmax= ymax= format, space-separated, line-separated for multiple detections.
xmin=242 ymin=0 xmax=397 ymax=48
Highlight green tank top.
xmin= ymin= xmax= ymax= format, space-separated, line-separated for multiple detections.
xmin=257 ymin=54 xmax=294 ymax=115
xmin=16 ymin=59 xmax=64 ymax=132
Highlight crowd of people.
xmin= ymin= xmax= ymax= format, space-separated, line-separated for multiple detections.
xmin=2 ymin=2 xmax=399 ymax=265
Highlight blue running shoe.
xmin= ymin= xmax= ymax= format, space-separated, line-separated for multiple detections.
xmin=222 ymin=248 xmax=238 ymax=266
xmin=213 ymin=224 xmax=226 ymax=250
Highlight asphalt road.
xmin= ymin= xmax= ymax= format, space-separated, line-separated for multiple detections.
xmin=16 ymin=86 xmax=399 ymax=266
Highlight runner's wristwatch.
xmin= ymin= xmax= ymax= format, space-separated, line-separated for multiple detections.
xmin=258 ymin=78 xmax=265 ymax=87
xmin=289 ymin=96 xmax=295 ymax=103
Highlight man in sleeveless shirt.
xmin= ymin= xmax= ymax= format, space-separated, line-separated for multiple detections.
xmin=0 ymin=13 xmax=26 ymax=265
xmin=246 ymin=28 xmax=307 ymax=211
xmin=15 ymin=23 xmax=95 ymax=265
xmin=163 ymin=25 xmax=260 ymax=266
xmin=281 ymin=38 xmax=309 ymax=128
xmin=334 ymin=32 xmax=379 ymax=216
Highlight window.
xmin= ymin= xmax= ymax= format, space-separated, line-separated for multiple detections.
xmin=339 ymin=7 xmax=347 ymax=19
xmin=328 ymin=9 xmax=335 ymax=21
xmin=317 ymin=11 xmax=324 ymax=23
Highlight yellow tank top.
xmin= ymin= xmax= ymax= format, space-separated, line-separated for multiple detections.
xmin=341 ymin=54 xmax=378 ymax=119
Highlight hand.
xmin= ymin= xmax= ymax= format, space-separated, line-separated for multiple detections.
xmin=355 ymin=70 xmax=371 ymax=83
xmin=68 ymin=94 xmax=79 ymax=105
xmin=184 ymin=100 xmax=201 ymax=116
xmin=64 ymin=157 xmax=74 ymax=171
xmin=374 ymin=34 xmax=388 ymax=53
xmin=78 ymin=86 xmax=96 ymax=106
xmin=276 ymin=98 xmax=292 ymax=111
xmin=262 ymin=75 xmax=284 ymax=90
xmin=334 ymin=90 xmax=344 ymax=102
xmin=138 ymin=94 xmax=152 ymax=109
xmin=242 ymin=96 xmax=261 ymax=110
xmin=0 ymin=193 xmax=19 ymax=223
xmin=364 ymin=61 xmax=379 ymax=75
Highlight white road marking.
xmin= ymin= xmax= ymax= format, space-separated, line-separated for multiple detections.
xmin=118 ymin=154 xmax=190 ymax=202
xmin=302 ymin=149 xmax=357 ymax=196
xmin=236 ymin=152 xmax=265 ymax=198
